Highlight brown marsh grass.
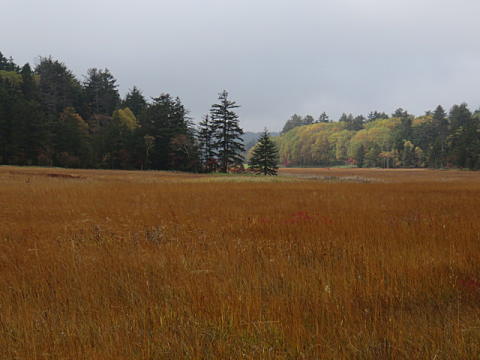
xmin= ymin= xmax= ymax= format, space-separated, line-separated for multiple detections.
xmin=1 ymin=166 xmax=480 ymax=359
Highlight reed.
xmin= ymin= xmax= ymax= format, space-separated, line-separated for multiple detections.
xmin=1 ymin=166 xmax=480 ymax=359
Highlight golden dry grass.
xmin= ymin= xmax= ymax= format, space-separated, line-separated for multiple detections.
xmin=1 ymin=166 xmax=480 ymax=359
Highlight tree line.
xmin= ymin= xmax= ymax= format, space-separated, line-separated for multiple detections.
xmin=277 ymin=105 xmax=480 ymax=169
xmin=0 ymin=51 xmax=264 ymax=173
xmin=5 ymin=49 xmax=477 ymax=172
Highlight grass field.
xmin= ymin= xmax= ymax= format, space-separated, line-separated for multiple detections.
xmin=1 ymin=166 xmax=480 ymax=359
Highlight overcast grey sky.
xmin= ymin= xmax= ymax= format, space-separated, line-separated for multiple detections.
xmin=2 ymin=0 xmax=480 ymax=131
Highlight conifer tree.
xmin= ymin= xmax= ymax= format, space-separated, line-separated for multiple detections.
xmin=318 ymin=112 xmax=330 ymax=123
xmin=123 ymin=86 xmax=147 ymax=117
xmin=210 ymin=90 xmax=245 ymax=172
xmin=35 ymin=57 xmax=82 ymax=117
xmin=281 ymin=114 xmax=304 ymax=134
xmin=248 ymin=128 xmax=279 ymax=175
xmin=83 ymin=68 xmax=120 ymax=117
xmin=140 ymin=94 xmax=196 ymax=170
xmin=430 ymin=105 xmax=448 ymax=167
xmin=197 ymin=114 xmax=216 ymax=172
xmin=367 ymin=111 xmax=389 ymax=122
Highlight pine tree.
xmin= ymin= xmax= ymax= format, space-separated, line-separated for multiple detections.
xmin=431 ymin=105 xmax=448 ymax=167
xmin=140 ymin=94 xmax=196 ymax=170
xmin=197 ymin=114 xmax=216 ymax=172
xmin=83 ymin=68 xmax=120 ymax=117
xmin=20 ymin=63 xmax=37 ymax=100
xmin=35 ymin=57 xmax=82 ymax=117
xmin=447 ymin=103 xmax=479 ymax=168
xmin=318 ymin=112 xmax=329 ymax=123
xmin=210 ymin=90 xmax=245 ymax=173
xmin=123 ymin=86 xmax=147 ymax=117
xmin=248 ymin=129 xmax=279 ymax=175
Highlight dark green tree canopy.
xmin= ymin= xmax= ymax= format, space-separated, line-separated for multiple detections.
xmin=0 ymin=52 xmax=18 ymax=71
xmin=318 ymin=112 xmax=330 ymax=123
xmin=368 ymin=111 xmax=389 ymax=121
xmin=449 ymin=103 xmax=471 ymax=130
xmin=281 ymin=114 xmax=306 ymax=134
xmin=140 ymin=94 xmax=196 ymax=170
xmin=392 ymin=108 xmax=411 ymax=119
xmin=197 ymin=114 xmax=217 ymax=172
xmin=249 ymin=128 xmax=279 ymax=175
xmin=210 ymin=90 xmax=245 ymax=172
xmin=35 ymin=57 xmax=82 ymax=117
xmin=83 ymin=68 xmax=120 ymax=117
xmin=123 ymin=86 xmax=147 ymax=117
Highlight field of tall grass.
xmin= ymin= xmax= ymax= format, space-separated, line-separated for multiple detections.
xmin=1 ymin=166 xmax=480 ymax=359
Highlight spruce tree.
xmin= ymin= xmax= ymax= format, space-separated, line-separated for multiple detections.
xmin=83 ymin=68 xmax=120 ymax=117
xmin=210 ymin=90 xmax=245 ymax=172
xmin=248 ymin=128 xmax=279 ymax=175
xmin=197 ymin=114 xmax=216 ymax=172
xmin=35 ymin=57 xmax=82 ymax=117
xmin=123 ymin=86 xmax=147 ymax=117
xmin=140 ymin=94 xmax=196 ymax=170
xmin=431 ymin=105 xmax=448 ymax=167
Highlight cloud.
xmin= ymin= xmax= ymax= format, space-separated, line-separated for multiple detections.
xmin=2 ymin=0 xmax=480 ymax=130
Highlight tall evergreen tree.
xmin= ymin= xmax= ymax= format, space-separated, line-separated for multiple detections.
xmin=20 ymin=63 xmax=37 ymax=100
xmin=210 ymin=90 xmax=245 ymax=172
xmin=123 ymin=86 xmax=147 ymax=117
xmin=248 ymin=129 xmax=279 ymax=175
xmin=140 ymin=94 xmax=196 ymax=170
xmin=0 ymin=73 xmax=18 ymax=163
xmin=449 ymin=103 xmax=471 ymax=130
xmin=35 ymin=57 xmax=82 ymax=117
xmin=447 ymin=103 xmax=477 ymax=168
xmin=83 ymin=68 xmax=120 ymax=117
xmin=197 ymin=114 xmax=217 ymax=172
xmin=430 ymin=105 xmax=449 ymax=167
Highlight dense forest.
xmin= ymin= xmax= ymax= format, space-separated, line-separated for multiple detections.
xmin=2 ymin=50 xmax=480 ymax=171
xmin=276 ymin=106 xmax=480 ymax=169
xmin=0 ymin=51 xmax=247 ymax=172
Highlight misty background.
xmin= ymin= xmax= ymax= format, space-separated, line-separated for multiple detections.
xmin=2 ymin=0 xmax=480 ymax=131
